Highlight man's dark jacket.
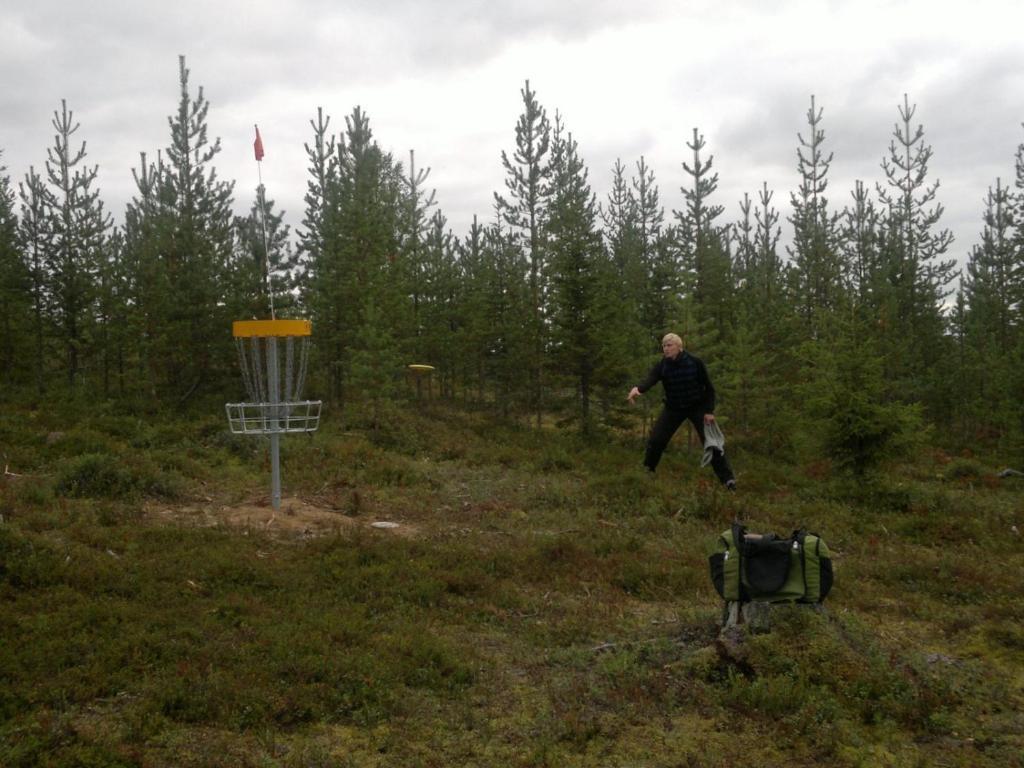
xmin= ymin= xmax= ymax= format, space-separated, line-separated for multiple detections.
xmin=636 ymin=351 xmax=716 ymax=414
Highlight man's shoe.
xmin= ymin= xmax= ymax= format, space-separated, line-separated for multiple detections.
xmin=725 ymin=479 xmax=737 ymax=492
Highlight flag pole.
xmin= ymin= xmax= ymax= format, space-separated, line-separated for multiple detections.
xmin=254 ymin=124 xmax=275 ymax=320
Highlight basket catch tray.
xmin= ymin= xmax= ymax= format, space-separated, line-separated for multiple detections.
xmin=225 ymin=400 xmax=322 ymax=435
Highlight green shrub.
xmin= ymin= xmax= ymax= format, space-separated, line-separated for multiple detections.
xmin=8 ymin=478 xmax=56 ymax=509
xmin=54 ymin=453 xmax=183 ymax=500
xmin=0 ymin=526 xmax=63 ymax=589
xmin=535 ymin=446 xmax=574 ymax=472
xmin=50 ymin=428 xmax=119 ymax=458
xmin=943 ymin=457 xmax=985 ymax=481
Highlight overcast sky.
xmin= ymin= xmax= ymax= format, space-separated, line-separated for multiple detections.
xmin=3 ymin=0 xmax=1023 ymax=266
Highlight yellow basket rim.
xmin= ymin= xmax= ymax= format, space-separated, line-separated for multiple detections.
xmin=233 ymin=319 xmax=312 ymax=338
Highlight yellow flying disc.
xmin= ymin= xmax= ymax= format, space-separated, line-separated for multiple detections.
xmin=407 ymin=364 xmax=435 ymax=373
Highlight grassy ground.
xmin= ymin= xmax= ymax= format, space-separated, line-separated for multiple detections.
xmin=1 ymin=399 xmax=1022 ymax=767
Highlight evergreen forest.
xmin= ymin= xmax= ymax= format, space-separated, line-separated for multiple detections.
xmin=0 ymin=57 xmax=1021 ymax=455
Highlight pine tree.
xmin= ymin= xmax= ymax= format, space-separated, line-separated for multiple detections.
xmin=308 ymin=106 xmax=403 ymax=406
xmin=600 ymin=158 xmax=648 ymax=427
xmin=545 ymin=124 xmax=610 ymax=433
xmin=673 ymin=128 xmax=732 ymax=350
xmin=718 ymin=306 xmax=773 ymax=436
xmin=601 ymin=159 xmax=640 ymax=282
xmin=1009 ymin=126 xmax=1024 ymax=458
xmin=631 ymin=157 xmax=675 ymax=339
xmin=875 ymin=94 xmax=957 ymax=408
xmin=480 ymin=221 xmax=532 ymax=418
xmin=44 ymin=99 xmax=112 ymax=390
xmin=130 ymin=57 xmax=235 ymax=402
xmin=233 ymin=191 xmax=295 ymax=320
xmin=842 ymin=180 xmax=883 ymax=313
xmin=123 ymin=151 xmax=171 ymax=397
xmin=948 ymin=281 xmax=974 ymax=444
xmin=297 ymin=107 xmax=338 ymax=280
xmin=723 ymin=183 xmax=793 ymax=451
xmin=494 ymin=80 xmax=553 ymax=425
xmin=456 ymin=215 xmax=489 ymax=402
xmin=419 ymin=209 xmax=460 ymax=398
xmin=960 ymin=178 xmax=1017 ymax=443
xmin=787 ymin=96 xmax=845 ymax=329
xmin=734 ymin=191 xmax=757 ymax=294
xmin=347 ymin=294 xmax=402 ymax=429
xmin=0 ymin=150 xmax=30 ymax=390
xmin=1012 ymin=124 xmax=1024 ymax=329
xmin=800 ymin=313 xmax=923 ymax=478
xmin=18 ymin=167 xmax=55 ymax=396
xmin=964 ymin=179 xmax=1015 ymax=352
xmin=399 ymin=147 xmax=436 ymax=352
xmin=753 ymin=183 xmax=784 ymax=307
xmin=95 ymin=229 xmax=129 ymax=398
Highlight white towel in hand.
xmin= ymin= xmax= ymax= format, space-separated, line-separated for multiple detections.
xmin=701 ymin=421 xmax=725 ymax=467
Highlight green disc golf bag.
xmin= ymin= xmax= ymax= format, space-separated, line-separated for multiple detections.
xmin=709 ymin=522 xmax=833 ymax=603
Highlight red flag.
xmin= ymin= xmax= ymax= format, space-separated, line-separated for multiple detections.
xmin=253 ymin=125 xmax=265 ymax=161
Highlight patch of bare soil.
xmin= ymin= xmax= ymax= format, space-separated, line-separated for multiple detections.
xmin=147 ymin=496 xmax=419 ymax=539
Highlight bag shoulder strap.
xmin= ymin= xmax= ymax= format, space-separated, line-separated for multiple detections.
xmin=792 ymin=529 xmax=809 ymax=599
xmin=730 ymin=521 xmax=748 ymax=602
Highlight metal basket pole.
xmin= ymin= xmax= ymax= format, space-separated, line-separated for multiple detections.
xmin=267 ymin=336 xmax=282 ymax=510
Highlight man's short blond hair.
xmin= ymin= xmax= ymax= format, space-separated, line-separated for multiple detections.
xmin=662 ymin=333 xmax=683 ymax=347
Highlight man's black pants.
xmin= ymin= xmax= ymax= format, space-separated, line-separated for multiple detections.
xmin=644 ymin=407 xmax=735 ymax=485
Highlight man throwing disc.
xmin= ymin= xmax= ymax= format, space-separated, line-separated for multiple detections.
xmin=628 ymin=333 xmax=736 ymax=490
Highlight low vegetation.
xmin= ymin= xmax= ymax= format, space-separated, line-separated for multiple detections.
xmin=1 ymin=401 xmax=1022 ymax=767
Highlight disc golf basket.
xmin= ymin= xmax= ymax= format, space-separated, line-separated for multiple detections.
xmin=406 ymin=363 xmax=435 ymax=399
xmin=226 ymin=319 xmax=322 ymax=510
